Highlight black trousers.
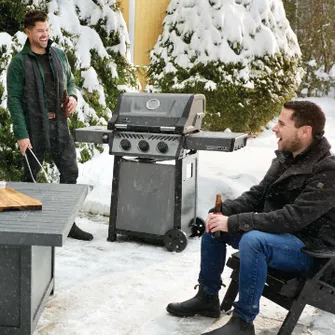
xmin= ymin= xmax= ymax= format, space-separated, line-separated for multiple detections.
xmin=23 ymin=121 xmax=78 ymax=184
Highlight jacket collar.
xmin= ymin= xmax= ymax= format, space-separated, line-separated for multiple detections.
xmin=22 ymin=38 xmax=54 ymax=55
xmin=275 ymin=137 xmax=331 ymax=164
xmin=273 ymin=137 xmax=332 ymax=182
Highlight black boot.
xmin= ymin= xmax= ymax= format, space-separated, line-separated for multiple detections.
xmin=166 ymin=285 xmax=220 ymax=318
xmin=202 ymin=313 xmax=255 ymax=335
xmin=68 ymin=223 xmax=93 ymax=241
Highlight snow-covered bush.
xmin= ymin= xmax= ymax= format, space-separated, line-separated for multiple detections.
xmin=0 ymin=0 xmax=139 ymax=181
xmin=299 ymin=61 xmax=335 ymax=98
xmin=147 ymin=0 xmax=303 ymax=133
xmin=0 ymin=32 xmax=24 ymax=181
xmin=47 ymin=0 xmax=139 ymax=162
xmin=282 ymin=0 xmax=335 ymax=99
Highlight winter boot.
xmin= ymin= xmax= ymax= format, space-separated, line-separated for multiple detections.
xmin=166 ymin=285 xmax=220 ymax=318
xmin=68 ymin=223 xmax=93 ymax=241
xmin=201 ymin=313 xmax=255 ymax=335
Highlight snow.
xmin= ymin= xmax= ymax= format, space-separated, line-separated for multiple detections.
xmin=154 ymin=0 xmax=300 ymax=70
xmin=0 ymin=1 xmax=334 ymax=334
xmin=33 ymin=97 xmax=335 ymax=335
xmin=81 ymin=66 xmax=107 ymax=106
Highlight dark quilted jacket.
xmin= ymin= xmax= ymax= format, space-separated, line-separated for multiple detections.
xmin=224 ymin=137 xmax=335 ymax=248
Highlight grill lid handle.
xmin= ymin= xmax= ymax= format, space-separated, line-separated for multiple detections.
xmin=159 ymin=126 xmax=176 ymax=132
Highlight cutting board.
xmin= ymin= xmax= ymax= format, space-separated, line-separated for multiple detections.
xmin=0 ymin=187 xmax=42 ymax=212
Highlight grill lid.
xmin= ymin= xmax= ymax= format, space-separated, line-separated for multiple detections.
xmin=108 ymin=93 xmax=205 ymax=134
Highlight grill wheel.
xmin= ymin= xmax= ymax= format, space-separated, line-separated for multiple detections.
xmin=189 ymin=217 xmax=206 ymax=237
xmin=163 ymin=229 xmax=188 ymax=252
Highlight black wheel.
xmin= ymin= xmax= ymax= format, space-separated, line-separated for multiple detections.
xmin=163 ymin=229 xmax=188 ymax=252
xmin=189 ymin=217 xmax=206 ymax=237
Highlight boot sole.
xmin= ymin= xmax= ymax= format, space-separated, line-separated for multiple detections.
xmin=166 ymin=306 xmax=220 ymax=318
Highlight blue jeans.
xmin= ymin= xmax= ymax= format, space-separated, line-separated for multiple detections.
xmin=198 ymin=231 xmax=313 ymax=323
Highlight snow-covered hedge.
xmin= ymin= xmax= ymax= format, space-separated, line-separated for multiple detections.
xmin=299 ymin=61 xmax=335 ymax=98
xmin=147 ymin=0 xmax=303 ymax=133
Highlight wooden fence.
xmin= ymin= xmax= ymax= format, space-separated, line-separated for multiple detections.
xmin=119 ymin=0 xmax=170 ymax=89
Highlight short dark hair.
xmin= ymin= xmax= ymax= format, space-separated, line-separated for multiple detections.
xmin=284 ymin=100 xmax=325 ymax=138
xmin=24 ymin=10 xmax=48 ymax=29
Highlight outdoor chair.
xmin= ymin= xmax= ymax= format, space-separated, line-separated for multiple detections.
xmin=220 ymin=245 xmax=335 ymax=335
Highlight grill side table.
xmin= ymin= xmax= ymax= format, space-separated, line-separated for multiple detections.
xmin=0 ymin=182 xmax=88 ymax=335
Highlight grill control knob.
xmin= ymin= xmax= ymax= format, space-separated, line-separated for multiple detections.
xmin=138 ymin=140 xmax=149 ymax=152
xmin=157 ymin=141 xmax=168 ymax=154
xmin=120 ymin=139 xmax=131 ymax=151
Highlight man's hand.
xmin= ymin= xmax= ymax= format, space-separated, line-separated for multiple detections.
xmin=62 ymin=96 xmax=77 ymax=117
xmin=17 ymin=138 xmax=32 ymax=156
xmin=206 ymin=213 xmax=229 ymax=234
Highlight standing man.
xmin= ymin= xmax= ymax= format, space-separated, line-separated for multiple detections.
xmin=166 ymin=101 xmax=335 ymax=334
xmin=7 ymin=10 xmax=93 ymax=241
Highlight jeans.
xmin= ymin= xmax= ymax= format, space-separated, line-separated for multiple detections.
xmin=198 ymin=230 xmax=313 ymax=323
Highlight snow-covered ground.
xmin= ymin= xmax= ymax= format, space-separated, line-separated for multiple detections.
xmin=34 ymin=97 xmax=335 ymax=335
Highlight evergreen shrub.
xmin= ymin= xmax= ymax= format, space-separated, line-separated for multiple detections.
xmin=147 ymin=0 xmax=302 ymax=134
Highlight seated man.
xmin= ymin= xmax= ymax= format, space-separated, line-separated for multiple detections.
xmin=166 ymin=101 xmax=335 ymax=335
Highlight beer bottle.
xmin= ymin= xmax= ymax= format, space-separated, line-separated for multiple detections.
xmin=212 ymin=194 xmax=222 ymax=238
xmin=63 ymin=89 xmax=70 ymax=116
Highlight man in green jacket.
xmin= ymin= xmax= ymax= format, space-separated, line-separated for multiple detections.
xmin=7 ymin=10 xmax=93 ymax=241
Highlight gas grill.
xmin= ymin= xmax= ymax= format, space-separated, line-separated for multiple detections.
xmin=75 ymin=93 xmax=247 ymax=252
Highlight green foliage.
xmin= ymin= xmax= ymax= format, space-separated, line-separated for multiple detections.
xmin=0 ymin=106 xmax=23 ymax=181
xmin=283 ymin=0 xmax=335 ymax=97
xmin=148 ymin=54 xmax=299 ymax=133
xmin=78 ymin=147 xmax=94 ymax=164
xmin=300 ymin=62 xmax=335 ymax=98
xmin=89 ymin=49 xmax=136 ymax=112
xmin=89 ymin=16 xmax=138 ymax=110
xmin=59 ymin=9 xmax=138 ymax=165
xmin=148 ymin=2 xmax=302 ymax=133
xmin=0 ymin=45 xmax=23 ymax=180
xmin=0 ymin=1 xmax=25 ymax=36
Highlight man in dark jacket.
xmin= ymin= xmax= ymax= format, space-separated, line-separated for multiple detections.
xmin=167 ymin=101 xmax=335 ymax=334
xmin=6 ymin=10 xmax=93 ymax=241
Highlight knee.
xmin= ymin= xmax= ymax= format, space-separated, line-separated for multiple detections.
xmin=201 ymin=231 xmax=223 ymax=248
xmin=239 ymin=230 xmax=267 ymax=253
xmin=201 ymin=232 xmax=213 ymax=245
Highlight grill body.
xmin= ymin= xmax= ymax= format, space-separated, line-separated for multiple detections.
xmin=108 ymin=153 xmax=198 ymax=246
xmin=75 ymin=93 xmax=248 ymax=252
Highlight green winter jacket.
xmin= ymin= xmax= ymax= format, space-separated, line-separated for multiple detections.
xmin=6 ymin=39 xmax=77 ymax=142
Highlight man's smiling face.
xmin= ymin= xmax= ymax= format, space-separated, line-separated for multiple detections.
xmin=25 ymin=21 xmax=49 ymax=54
xmin=272 ymin=108 xmax=305 ymax=155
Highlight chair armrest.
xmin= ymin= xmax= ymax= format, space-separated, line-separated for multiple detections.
xmin=301 ymin=246 xmax=335 ymax=258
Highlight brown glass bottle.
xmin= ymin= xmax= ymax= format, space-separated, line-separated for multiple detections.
xmin=63 ymin=89 xmax=70 ymax=116
xmin=212 ymin=194 xmax=222 ymax=238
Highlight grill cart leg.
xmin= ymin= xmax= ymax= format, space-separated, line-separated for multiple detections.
xmin=107 ymin=231 xmax=117 ymax=242
xmin=107 ymin=156 xmax=121 ymax=242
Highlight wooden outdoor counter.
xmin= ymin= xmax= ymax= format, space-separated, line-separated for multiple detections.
xmin=0 ymin=182 xmax=88 ymax=335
